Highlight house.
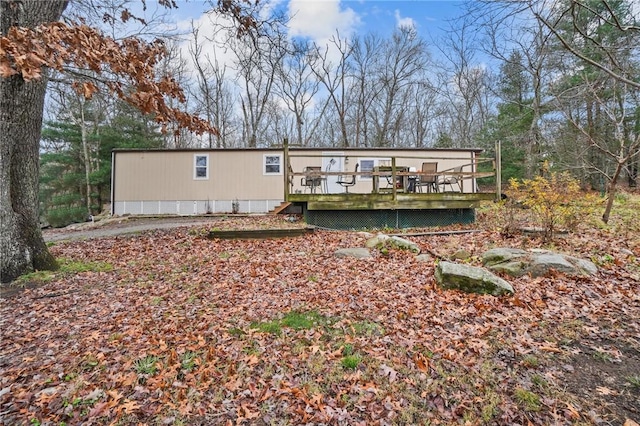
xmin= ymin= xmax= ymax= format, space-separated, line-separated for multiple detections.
xmin=111 ymin=146 xmax=498 ymax=227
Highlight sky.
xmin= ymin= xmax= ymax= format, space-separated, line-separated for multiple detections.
xmin=156 ymin=0 xmax=469 ymax=79
xmin=170 ymin=0 xmax=467 ymax=42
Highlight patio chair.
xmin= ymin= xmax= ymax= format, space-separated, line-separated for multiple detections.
xmin=336 ymin=163 xmax=359 ymax=193
xmin=439 ymin=166 xmax=463 ymax=192
xmin=301 ymin=166 xmax=322 ymax=193
xmin=417 ymin=162 xmax=438 ymax=193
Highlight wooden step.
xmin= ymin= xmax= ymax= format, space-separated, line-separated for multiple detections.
xmin=270 ymin=201 xmax=292 ymax=215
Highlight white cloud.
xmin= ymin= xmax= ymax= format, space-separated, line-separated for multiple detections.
xmin=175 ymin=11 xmax=238 ymax=80
xmin=394 ymin=9 xmax=416 ymax=30
xmin=288 ymin=0 xmax=361 ymax=41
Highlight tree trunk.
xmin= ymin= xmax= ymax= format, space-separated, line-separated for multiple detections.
xmin=80 ymin=100 xmax=93 ymax=215
xmin=0 ymin=0 xmax=69 ymax=283
xmin=602 ymin=160 xmax=624 ymax=224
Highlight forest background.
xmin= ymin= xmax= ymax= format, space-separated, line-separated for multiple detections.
xmin=38 ymin=0 xmax=640 ymax=227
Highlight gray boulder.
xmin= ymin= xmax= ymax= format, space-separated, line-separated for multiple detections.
xmin=528 ymin=253 xmax=578 ymax=277
xmin=335 ymin=248 xmax=372 ymax=259
xmin=450 ymin=249 xmax=472 ymax=261
xmin=365 ymin=233 xmax=420 ymax=254
xmin=435 ymin=261 xmax=514 ymax=296
xmin=482 ymin=247 xmax=598 ymax=278
xmin=415 ymin=253 xmax=433 ymax=263
xmin=482 ymin=248 xmax=528 ymax=266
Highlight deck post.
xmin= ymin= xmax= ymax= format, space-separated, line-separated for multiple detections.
xmin=284 ymin=138 xmax=290 ymax=201
xmin=391 ymin=156 xmax=397 ymax=201
xmin=495 ymin=140 xmax=502 ymax=201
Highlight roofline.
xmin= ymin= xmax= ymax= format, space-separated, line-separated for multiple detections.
xmin=112 ymin=146 xmax=485 ymax=153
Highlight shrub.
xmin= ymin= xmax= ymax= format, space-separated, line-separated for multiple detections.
xmin=502 ymin=172 xmax=594 ymax=241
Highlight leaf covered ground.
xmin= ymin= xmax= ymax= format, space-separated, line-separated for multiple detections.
xmin=1 ymin=209 xmax=639 ymax=425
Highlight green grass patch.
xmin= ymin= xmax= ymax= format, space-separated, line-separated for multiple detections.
xmin=251 ymin=320 xmax=282 ymax=335
xmin=350 ymin=320 xmax=384 ymax=337
xmin=281 ymin=310 xmax=329 ymax=329
xmin=59 ymin=258 xmax=113 ymax=273
xmin=134 ymin=355 xmax=159 ymax=375
xmin=227 ymin=327 xmax=245 ymax=337
xmin=514 ymin=388 xmax=541 ymax=412
xmin=15 ymin=258 xmax=113 ymax=284
xmin=521 ymin=354 xmax=540 ymax=369
xmin=15 ymin=270 xmax=56 ymax=284
xmin=341 ymin=354 xmax=361 ymax=370
xmin=251 ymin=310 xmax=332 ymax=335
xmin=180 ymin=351 xmax=198 ymax=372
xmin=626 ymin=375 xmax=640 ymax=389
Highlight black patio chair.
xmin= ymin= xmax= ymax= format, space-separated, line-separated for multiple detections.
xmin=336 ymin=163 xmax=359 ymax=193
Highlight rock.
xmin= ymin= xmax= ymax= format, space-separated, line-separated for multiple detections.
xmin=365 ymin=234 xmax=420 ymax=254
xmin=488 ymin=260 xmax=528 ymax=277
xmin=388 ymin=236 xmax=420 ymax=254
xmin=482 ymin=248 xmax=528 ymax=266
xmin=335 ymin=248 xmax=372 ymax=259
xmin=529 ymin=253 xmax=577 ymax=277
xmin=357 ymin=231 xmax=376 ymax=239
xmin=450 ymin=249 xmax=471 ymax=260
xmin=619 ymin=248 xmax=634 ymax=257
xmin=566 ymin=256 xmax=598 ymax=276
xmin=435 ymin=261 xmax=514 ymax=296
xmin=365 ymin=234 xmax=390 ymax=248
xmin=482 ymin=247 xmax=598 ymax=278
xmin=415 ymin=254 xmax=433 ymax=263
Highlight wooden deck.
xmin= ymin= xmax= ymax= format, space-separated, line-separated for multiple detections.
xmin=288 ymin=191 xmax=496 ymax=211
xmin=281 ymin=142 xmax=501 ymax=228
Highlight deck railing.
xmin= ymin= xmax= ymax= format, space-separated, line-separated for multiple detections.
xmin=283 ymin=141 xmax=500 ymax=202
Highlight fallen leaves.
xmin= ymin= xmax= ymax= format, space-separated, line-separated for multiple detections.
xmin=1 ymin=218 xmax=639 ymax=425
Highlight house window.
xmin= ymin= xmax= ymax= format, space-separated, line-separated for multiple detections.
xmin=358 ymin=158 xmax=389 ymax=180
xmin=194 ymin=154 xmax=209 ymax=180
xmin=359 ymin=159 xmax=375 ymax=180
xmin=263 ymin=154 xmax=282 ymax=175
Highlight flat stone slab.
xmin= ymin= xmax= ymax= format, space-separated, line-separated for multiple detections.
xmin=365 ymin=234 xmax=420 ymax=254
xmin=335 ymin=248 xmax=372 ymax=259
xmin=482 ymin=247 xmax=598 ymax=277
xmin=435 ymin=261 xmax=514 ymax=296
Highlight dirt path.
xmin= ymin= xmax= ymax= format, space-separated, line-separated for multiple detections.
xmin=42 ymin=216 xmax=222 ymax=242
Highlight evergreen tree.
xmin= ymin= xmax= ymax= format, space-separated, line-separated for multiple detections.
xmin=39 ymin=101 xmax=163 ymax=227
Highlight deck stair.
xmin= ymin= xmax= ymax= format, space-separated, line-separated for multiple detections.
xmin=270 ymin=201 xmax=292 ymax=215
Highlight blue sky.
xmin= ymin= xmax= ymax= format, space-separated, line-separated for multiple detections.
xmin=146 ymin=0 xmax=473 ymax=83
xmin=170 ymin=0 xmax=467 ymax=42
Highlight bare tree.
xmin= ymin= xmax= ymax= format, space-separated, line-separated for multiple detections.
xmin=556 ymin=79 xmax=640 ymax=222
xmin=310 ymin=31 xmax=353 ymax=147
xmin=273 ymin=39 xmax=319 ymax=146
xmin=188 ymin=23 xmax=237 ymax=148
xmin=348 ymin=33 xmax=382 ymax=147
xmin=433 ymin=17 xmax=493 ymax=148
xmin=366 ymin=26 xmax=430 ymax=147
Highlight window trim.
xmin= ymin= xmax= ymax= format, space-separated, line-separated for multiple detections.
xmin=263 ymin=153 xmax=283 ymax=175
xmin=194 ymin=154 xmax=209 ymax=180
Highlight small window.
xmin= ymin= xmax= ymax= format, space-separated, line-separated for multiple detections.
xmin=263 ymin=154 xmax=282 ymax=175
xmin=359 ymin=158 xmax=390 ymax=180
xmin=194 ymin=154 xmax=209 ymax=180
xmin=359 ymin=159 xmax=375 ymax=180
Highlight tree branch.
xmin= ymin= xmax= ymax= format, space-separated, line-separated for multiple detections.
xmin=534 ymin=10 xmax=640 ymax=89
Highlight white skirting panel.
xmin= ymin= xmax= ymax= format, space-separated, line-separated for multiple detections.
xmin=113 ymin=200 xmax=282 ymax=215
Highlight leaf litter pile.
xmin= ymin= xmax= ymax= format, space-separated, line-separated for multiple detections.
xmin=1 ymin=215 xmax=639 ymax=425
